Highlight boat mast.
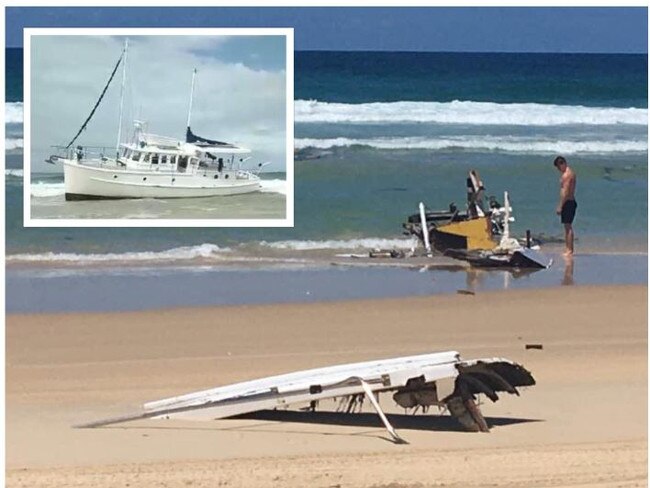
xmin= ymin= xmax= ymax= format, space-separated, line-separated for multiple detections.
xmin=116 ymin=38 xmax=128 ymax=159
xmin=187 ymin=68 xmax=197 ymax=130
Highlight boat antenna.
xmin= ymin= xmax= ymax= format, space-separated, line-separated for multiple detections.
xmin=186 ymin=68 xmax=197 ymax=131
xmin=115 ymin=38 xmax=129 ymax=159
xmin=65 ymin=45 xmax=125 ymax=149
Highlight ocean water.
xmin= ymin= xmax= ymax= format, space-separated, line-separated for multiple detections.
xmin=28 ymin=172 xmax=288 ymax=220
xmin=6 ymin=253 xmax=648 ymax=314
xmin=6 ymin=50 xmax=648 ymax=266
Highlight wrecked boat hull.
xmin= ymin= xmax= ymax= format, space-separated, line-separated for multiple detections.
xmin=445 ymin=247 xmax=552 ymax=269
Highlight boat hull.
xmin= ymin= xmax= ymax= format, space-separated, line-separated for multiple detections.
xmin=63 ymin=160 xmax=261 ymax=200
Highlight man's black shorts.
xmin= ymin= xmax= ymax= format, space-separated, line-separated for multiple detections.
xmin=561 ymin=200 xmax=577 ymax=224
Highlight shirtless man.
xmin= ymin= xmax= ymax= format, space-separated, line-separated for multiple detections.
xmin=553 ymin=156 xmax=577 ymax=255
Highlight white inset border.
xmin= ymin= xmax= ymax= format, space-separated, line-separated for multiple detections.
xmin=23 ymin=27 xmax=294 ymax=228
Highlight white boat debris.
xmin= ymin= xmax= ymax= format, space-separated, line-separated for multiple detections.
xmin=76 ymin=351 xmax=536 ymax=444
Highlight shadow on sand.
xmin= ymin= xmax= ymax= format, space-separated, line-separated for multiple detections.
xmin=99 ymin=410 xmax=542 ymax=444
xmin=233 ymin=409 xmax=541 ymax=433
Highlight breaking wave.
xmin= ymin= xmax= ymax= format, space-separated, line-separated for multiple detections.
xmin=5 ymin=169 xmax=24 ymax=178
xmin=294 ymin=136 xmax=648 ymax=155
xmin=5 ymin=102 xmax=23 ymax=124
xmin=6 ymin=243 xmax=232 ymax=265
xmin=259 ymin=179 xmax=288 ymax=195
xmin=5 ymin=137 xmax=24 ymax=150
xmin=260 ymin=237 xmax=418 ymax=251
xmin=31 ymin=182 xmax=65 ymax=198
xmin=295 ymin=99 xmax=648 ymax=126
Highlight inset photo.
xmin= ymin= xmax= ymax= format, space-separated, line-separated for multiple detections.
xmin=24 ymin=28 xmax=293 ymax=226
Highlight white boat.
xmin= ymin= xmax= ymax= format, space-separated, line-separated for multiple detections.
xmin=48 ymin=40 xmax=262 ymax=201
xmin=57 ymin=123 xmax=261 ymax=200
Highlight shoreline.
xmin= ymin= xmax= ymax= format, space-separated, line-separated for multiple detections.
xmin=7 ymin=285 xmax=647 ymax=486
xmin=7 ymin=253 xmax=648 ymax=314
xmin=5 ymin=239 xmax=648 ymax=271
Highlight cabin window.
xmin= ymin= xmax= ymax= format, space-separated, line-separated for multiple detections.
xmin=132 ymin=152 xmax=141 ymax=161
xmin=151 ymin=154 xmax=159 ymax=165
xmin=178 ymin=156 xmax=188 ymax=170
xmin=143 ymin=153 xmax=150 ymax=162
xmin=161 ymin=155 xmax=168 ymax=165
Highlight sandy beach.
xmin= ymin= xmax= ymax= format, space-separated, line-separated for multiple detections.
xmin=6 ymin=285 xmax=647 ymax=487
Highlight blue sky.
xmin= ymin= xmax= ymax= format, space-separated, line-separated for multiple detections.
xmin=6 ymin=7 xmax=648 ymax=53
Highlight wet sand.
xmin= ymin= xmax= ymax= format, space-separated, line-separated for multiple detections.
xmin=6 ymin=285 xmax=647 ymax=487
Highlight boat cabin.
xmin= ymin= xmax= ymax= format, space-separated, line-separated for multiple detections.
xmin=117 ymin=131 xmax=251 ymax=175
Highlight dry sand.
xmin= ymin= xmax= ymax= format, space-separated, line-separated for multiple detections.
xmin=6 ymin=285 xmax=648 ymax=487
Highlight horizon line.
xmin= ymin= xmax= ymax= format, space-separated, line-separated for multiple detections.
xmin=294 ymin=49 xmax=648 ymax=55
xmin=5 ymin=46 xmax=648 ymax=55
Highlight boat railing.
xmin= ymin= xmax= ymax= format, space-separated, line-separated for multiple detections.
xmin=49 ymin=145 xmax=120 ymax=164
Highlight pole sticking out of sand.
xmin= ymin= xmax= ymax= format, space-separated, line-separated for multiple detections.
xmin=419 ymin=202 xmax=432 ymax=257
xmin=358 ymin=379 xmax=407 ymax=445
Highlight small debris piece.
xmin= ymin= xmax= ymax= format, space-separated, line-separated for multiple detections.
xmin=369 ymin=249 xmax=405 ymax=259
xmin=457 ymin=289 xmax=475 ymax=296
xmin=525 ymin=344 xmax=543 ymax=350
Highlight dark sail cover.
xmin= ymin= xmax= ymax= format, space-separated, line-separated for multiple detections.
xmin=186 ymin=127 xmax=235 ymax=148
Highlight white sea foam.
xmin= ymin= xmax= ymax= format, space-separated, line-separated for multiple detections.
xmin=295 ymin=136 xmax=648 ymax=155
xmin=295 ymin=99 xmax=648 ymax=126
xmin=5 ymin=137 xmax=24 ymax=150
xmin=5 ymin=102 xmax=23 ymax=124
xmin=5 ymin=169 xmax=24 ymax=178
xmin=31 ymin=182 xmax=66 ymax=198
xmin=259 ymin=179 xmax=288 ymax=195
xmin=6 ymin=243 xmax=232 ymax=264
xmin=261 ymin=237 xmax=418 ymax=251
